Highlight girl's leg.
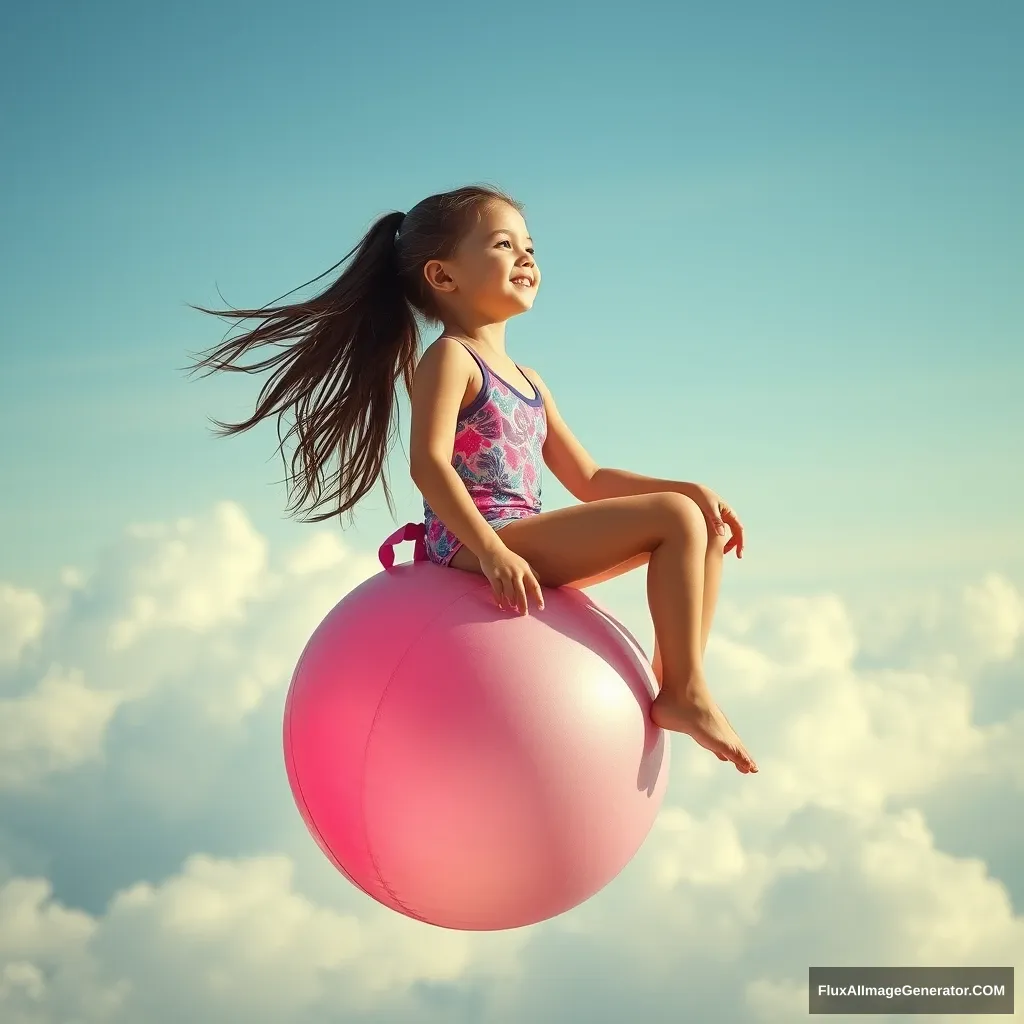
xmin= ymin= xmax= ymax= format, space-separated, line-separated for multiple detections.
xmin=448 ymin=493 xmax=755 ymax=772
xmin=698 ymin=528 xmax=727 ymax=652
xmin=567 ymin=529 xmax=727 ymax=679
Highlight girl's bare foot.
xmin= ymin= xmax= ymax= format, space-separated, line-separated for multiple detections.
xmin=651 ymin=685 xmax=757 ymax=774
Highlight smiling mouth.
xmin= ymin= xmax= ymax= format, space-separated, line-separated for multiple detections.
xmin=511 ymin=277 xmax=533 ymax=288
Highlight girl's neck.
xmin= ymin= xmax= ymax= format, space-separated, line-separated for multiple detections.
xmin=439 ymin=319 xmax=508 ymax=355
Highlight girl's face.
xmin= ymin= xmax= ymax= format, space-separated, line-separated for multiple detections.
xmin=425 ymin=202 xmax=540 ymax=322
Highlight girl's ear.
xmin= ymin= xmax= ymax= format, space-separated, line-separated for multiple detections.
xmin=423 ymin=259 xmax=457 ymax=295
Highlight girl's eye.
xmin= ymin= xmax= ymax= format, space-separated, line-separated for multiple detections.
xmin=496 ymin=240 xmax=536 ymax=254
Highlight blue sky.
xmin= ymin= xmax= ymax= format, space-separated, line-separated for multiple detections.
xmin=3 ymin=0 xmax=1021 ymax=597
xmin=1 ymin=3 xmax=1022 ymax=1022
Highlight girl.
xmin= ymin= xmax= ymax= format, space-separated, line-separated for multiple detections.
xmin=190 ymin=184 xmax=757 ymax=774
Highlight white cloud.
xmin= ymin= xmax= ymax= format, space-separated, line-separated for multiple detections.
xmin=0 ymin=502 xmax=380 ymax=790
xmin=106 ymin=502 xmax=270 ymax=651
xmin=0 ymin=504 xmax=1020 ymax=1022
xmin=0 ymin=668 xmax=122 ymax=788
xmin=856 ymin=809 xmax=1021 ymax=963
xmin=3 ymin=805 xmax=1018 ymax=1024
xmin=0 ymin=584 xmax=45 ymax=668
xmin=0 ymin=855 xmax=529 ymax=1024
xmin=846 ymin=572 xmax=1024 ymax=677
xmin=0 ymin=876 xmax=94 ymax=958
xmin=963 ymin=571 xmax=1024 ymax=662
xmin=702 ymin=585 xmax=1021 ymax=826
xmin=736 ymin=811 xmax=1024 ymax=1024
xmin=715 ymin=593 xmax=858 ymax=679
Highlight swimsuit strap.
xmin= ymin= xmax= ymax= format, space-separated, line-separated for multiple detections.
xmin=452 ymin=338 xmax=540 ymax=404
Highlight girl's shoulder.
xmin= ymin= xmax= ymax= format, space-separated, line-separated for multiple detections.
xmin=418 ymin=334 xmax=476 ymax=370
xmin=421 ymin=334 xmax=488 ymax=371
xmin=518 ymin=364 xmax=550 ymax=399
xmin=413 ymin=336 xmax=481 ymax=411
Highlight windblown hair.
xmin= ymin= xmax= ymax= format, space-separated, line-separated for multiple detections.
xmin=187 ymin=184 xmax=522 ymax=522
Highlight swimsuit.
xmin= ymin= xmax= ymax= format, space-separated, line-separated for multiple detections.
xmin=423 ymin=340 xmax=547 ymax=566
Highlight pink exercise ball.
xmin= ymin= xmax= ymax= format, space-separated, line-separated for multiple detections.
xmin=283 ymin=525 xmax=669 ymax=931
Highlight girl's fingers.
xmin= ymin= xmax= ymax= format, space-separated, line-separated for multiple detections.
xmin=492 ymin=573 xmax=510 ymax=608
xmin=515 ymin=579 xmax=530 ymax=615
xmin=490 ymin=570 xmax=546 ymax=613
xmin=721 ymin=510 xmax=745 ymax=559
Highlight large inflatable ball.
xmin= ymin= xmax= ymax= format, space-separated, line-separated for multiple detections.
xmin=283 ymin=524 xmax=669 ymax=930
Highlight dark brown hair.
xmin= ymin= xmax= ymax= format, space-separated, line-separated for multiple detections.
xmin=187 ymin=184 xmax=522 ymax=523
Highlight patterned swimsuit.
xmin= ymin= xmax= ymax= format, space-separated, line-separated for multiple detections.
xmin=423 ymin=341 xmax=547 ymax=566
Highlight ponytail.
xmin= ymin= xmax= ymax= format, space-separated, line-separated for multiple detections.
xmin=187 ymin=185 xmax=521 ymax=524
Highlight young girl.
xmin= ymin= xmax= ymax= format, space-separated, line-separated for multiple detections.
xmin=191 ymin=184 xmax=757 ymax=774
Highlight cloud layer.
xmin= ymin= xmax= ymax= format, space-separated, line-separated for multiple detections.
xmin=0 ymin=502 xmax=1020 ymax=1023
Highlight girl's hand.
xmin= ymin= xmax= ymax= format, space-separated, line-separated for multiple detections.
xmin=689 ymin=484 xmax=745 ymax=559
xmin=479 ymin=544 xmax=545 ymax=615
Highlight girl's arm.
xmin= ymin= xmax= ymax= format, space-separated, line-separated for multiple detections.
xmin=409 ymin=338 xmax=509 ymax=559
xmin=526 ymin=371 xmax=704 ymax=503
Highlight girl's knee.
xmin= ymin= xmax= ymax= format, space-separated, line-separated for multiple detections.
xmin=648 ymin=491 xmax=706 ymax=538
xmin=650 ymin=493 xmax=725 ymax=553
